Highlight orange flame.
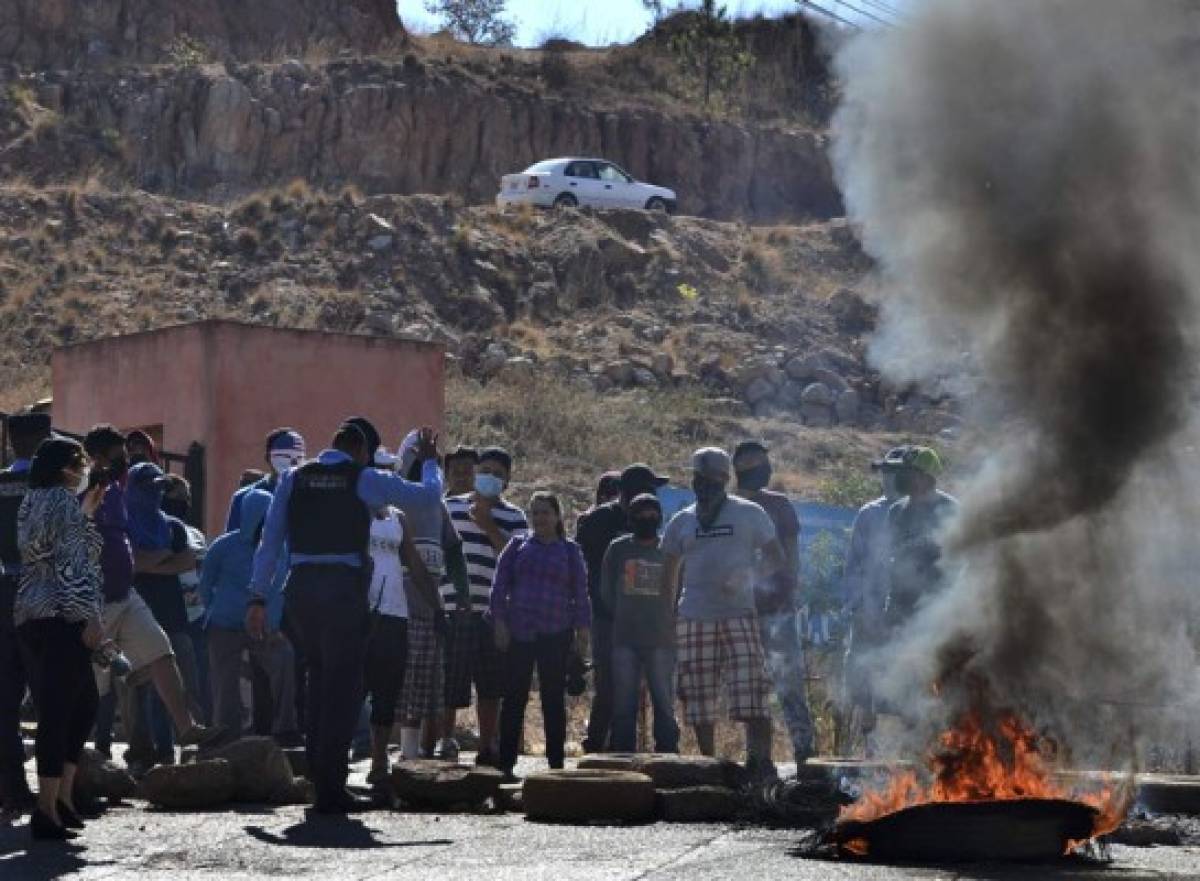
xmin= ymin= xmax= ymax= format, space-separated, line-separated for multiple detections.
xmin=840 ymin=711 xmax=1131 ymax=851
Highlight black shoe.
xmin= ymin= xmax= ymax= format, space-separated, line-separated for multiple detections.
xmin=30 ymin=808 xmax=77 ymax=841
xmin=314 ymin=790 xmax=374 ymax=814
xmin=1 ymin=790 xmax=37 ymax=815
xmin=55 ymin=802 xmax=84 ymax=830
xmin=69 ymin=795 xmax=104 ymax=819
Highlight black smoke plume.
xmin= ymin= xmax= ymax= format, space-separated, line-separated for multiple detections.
xmin=834 ymin=0 xmax=1200 ymax=757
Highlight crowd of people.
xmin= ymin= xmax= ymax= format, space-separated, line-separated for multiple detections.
xmin=0 ymin=407 xmax=958 ymax=839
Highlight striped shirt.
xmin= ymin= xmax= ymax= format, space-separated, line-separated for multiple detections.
xmin=15 ymin=487 xmax=104 ymax=626
xmin=441 ymin=494 xmax=527 ymax=613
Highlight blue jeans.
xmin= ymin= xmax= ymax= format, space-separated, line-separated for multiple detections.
xmin=610 ymin=644 xmax=679 ymax=753
xmin=759 ymin=612 xmax=815 ymax=761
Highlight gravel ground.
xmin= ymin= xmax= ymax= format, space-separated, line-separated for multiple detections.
xmin=3 ymin=756 xmax=1200 ymax=880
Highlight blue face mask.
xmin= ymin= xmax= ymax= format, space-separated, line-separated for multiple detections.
xmin=475 ymin=474 xmax=504 ymax=499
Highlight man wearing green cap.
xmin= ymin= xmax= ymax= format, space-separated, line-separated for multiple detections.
xmin=884 ymin=446 xmax=958 ymax=629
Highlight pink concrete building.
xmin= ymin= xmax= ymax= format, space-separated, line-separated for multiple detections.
xmin=52 ymin=320 xmax=445 ymax=539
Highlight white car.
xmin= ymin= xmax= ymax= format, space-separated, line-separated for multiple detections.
xmin=496 ymin=157 xmax=677 ymax=213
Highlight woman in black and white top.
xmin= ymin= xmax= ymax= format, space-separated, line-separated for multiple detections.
xmin=15 ymin=438 xmax=106 ymax=841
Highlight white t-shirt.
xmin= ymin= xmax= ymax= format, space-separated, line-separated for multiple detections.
xmin=368 ymin=509 xmax=408 ymax=619
xmin=661 ymin=495 xmax=778 ymax=621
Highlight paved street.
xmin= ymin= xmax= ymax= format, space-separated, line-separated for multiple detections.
xmin=3 ymin=757 xmax=1200 ymax=880
xmin=4 ymin=803 xmax=1200 ymax=881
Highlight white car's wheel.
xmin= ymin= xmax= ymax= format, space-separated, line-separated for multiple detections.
xmin=553 ymin=193 xmax=578 ymax=209
xmin=646 ymin=197 xmax=669 ymax=213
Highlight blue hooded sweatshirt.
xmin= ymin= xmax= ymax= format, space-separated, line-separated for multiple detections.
xmin=200 ymin=490 xmax=284 ymax=631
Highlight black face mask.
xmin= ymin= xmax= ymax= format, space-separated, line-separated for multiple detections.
xmin=736 ymin=463 xmax=772 ymax=492
xmin=107 ymin=455 xmax=129 ymax=480
xmin=162 ymin=496 xmax=190 ymax=520
xmin=692 ymin=475 xmax=726 ymax=505
xmin=631 ymin=517 xmax=661 ymax=540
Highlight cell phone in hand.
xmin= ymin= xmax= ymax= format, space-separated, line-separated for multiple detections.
xmin=86 ymin=466 xmax=111 ymax=491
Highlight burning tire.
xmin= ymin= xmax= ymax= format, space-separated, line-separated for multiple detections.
xmin=834 ymin=798 xmax=1098 ymax=863
xmin=523 ymin=769 xmax=656 ymax=824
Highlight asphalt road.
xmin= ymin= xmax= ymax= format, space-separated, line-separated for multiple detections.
xmin=2 ymin=758 xmax=1199 ymax=880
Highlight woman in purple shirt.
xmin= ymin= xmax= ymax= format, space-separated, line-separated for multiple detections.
xmin=490 ymin=492 xmax=590 ymax=781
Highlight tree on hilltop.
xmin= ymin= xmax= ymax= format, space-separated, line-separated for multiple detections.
xmin=425 ymin=0 xmax=517 ymax=46
xmin=669 ymin=0 xmax=751 ymax=110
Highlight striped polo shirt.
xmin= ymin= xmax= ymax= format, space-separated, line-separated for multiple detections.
xmin=441 ymin=494 xmax=528 ymax=612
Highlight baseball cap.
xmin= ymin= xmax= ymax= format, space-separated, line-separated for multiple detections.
xmin=345 ymin=416 xmax=381 ymax=459
xmin=268 ymin=430 xmax=305 ymax=454
xmin=872 ymin=445 xmax=912 ymax=472
xmin=7 ymin=411 xmax=51 ymax=441
xmin=691 ymin=447 xmax=732 ymax=480
xmin=628 ymin=493 xmax=663 ymax=514
xmin=905 ymin=446 xmax=944 ymax=477
xmin=619 ymin=464 xmax=669 ymax=494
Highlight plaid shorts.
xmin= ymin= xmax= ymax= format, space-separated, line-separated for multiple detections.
xmin=676 ymin=615 xmax=771 ymax=726
xmin=398 ymin=612 xmax=444 ymax=725
xmin=444 ymin=612 xmax=506 ymax=709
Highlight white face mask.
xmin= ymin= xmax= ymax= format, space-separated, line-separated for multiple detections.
xmin=270 ymin=452 xmax=303 ymax=475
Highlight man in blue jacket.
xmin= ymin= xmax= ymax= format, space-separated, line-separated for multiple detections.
xmin=246 ymin=421 xmax=443 ymax=813
xmin=201 ymin=490 xmax=298 ymax=740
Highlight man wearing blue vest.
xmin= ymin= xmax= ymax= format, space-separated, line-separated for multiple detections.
xmin=0 ymin=412 xmax=50 ymax=815
xmin=246 ymin=420 xmax=443 ymax=813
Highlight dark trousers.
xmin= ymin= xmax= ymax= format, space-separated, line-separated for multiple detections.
xmin=364 ymin=614 xmax=407 ymax=729
xmin=0 ymin=574 xmax=31 ymax=800
xmin=499 ymin=630 xmax=571 ymax=773
xmin=282 ymin=610 xmax=308 ymax=730
xmin=284 ymin=565 xmax=370 ymax=802
xmin=19 ymin=618 xmax=99 ymax=779
xmin=582 ymin=615 xmax=613 ymax=752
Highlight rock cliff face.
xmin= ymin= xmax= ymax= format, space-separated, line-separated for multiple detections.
xmin=0 ymin=0 xmax=403 ymax=67
xmin=2 ymin=60 xmax=842 ymax=223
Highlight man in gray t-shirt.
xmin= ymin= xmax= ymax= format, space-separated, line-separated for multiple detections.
xmin=661 ymin=448 xmax=789 ymax=777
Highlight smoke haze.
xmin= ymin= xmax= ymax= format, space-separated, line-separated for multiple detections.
xmin=833 ymin=0 xmax=1200 ymax=761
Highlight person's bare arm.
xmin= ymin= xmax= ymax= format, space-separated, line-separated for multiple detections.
xmin=665 ymin=553 xmax=683 ymax=611
xmin=759 ymin=539 xmax=791 ymax=582
xmin=470 ymin=498 xmax=509 ymax=552
xmin=134 ymin=547 xmax=197 ymax=576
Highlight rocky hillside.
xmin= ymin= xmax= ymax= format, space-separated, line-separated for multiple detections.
xmin=0 ymin=8 xmax=956 ymax=509
xmin=0 ymin=184 xmax=958 ymax=444
xmin=0 ymin=0 xmax=403 ymax=67
xmin=0 ymin=11 xmax=841 ymax=224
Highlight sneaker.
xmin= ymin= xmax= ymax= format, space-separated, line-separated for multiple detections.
xmin=437 ymin=738 xmax=460 ymax=760
xmin=177 ymin=723 xmax=226 ymax=749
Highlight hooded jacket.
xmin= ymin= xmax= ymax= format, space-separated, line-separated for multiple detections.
xmin=200 ymin=490 xmax=284 ymax=631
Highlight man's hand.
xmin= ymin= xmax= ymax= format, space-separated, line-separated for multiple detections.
xmin=245 ymin=604 xmax=267 ymax=641
xmin=81 ymin=618 xmax=103 ymax=650
xmin=414 ymin=427 xmax=440 ymax=462
xmin=574 ymin=628 xmax=591 ymax=660
xmin=493 ymin=619 xmax=511 ymax=652
xmin=470 ymin=495 xmax=496 ymax=527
